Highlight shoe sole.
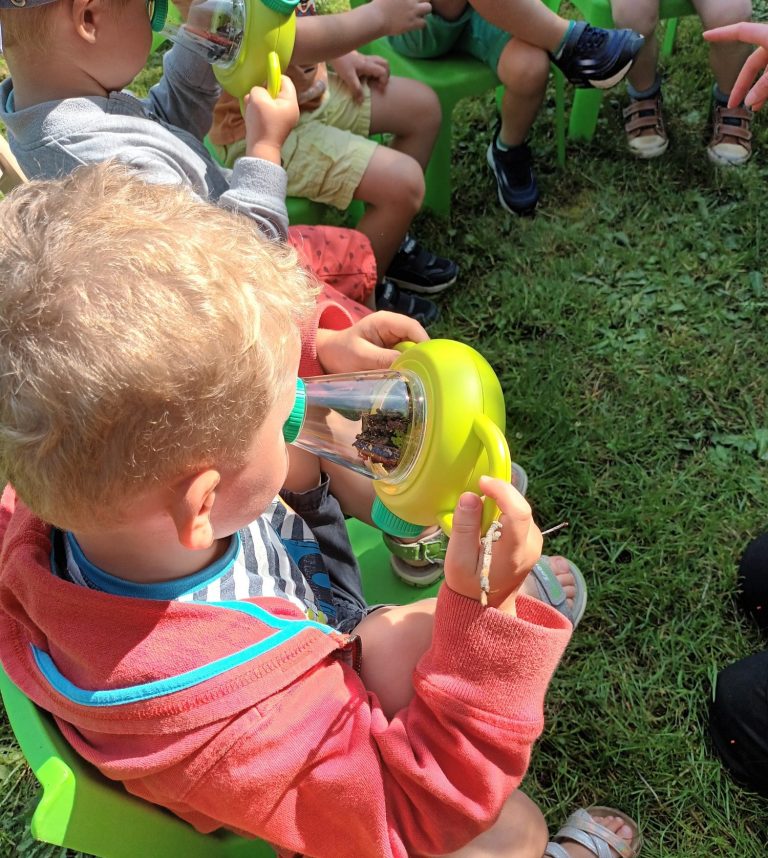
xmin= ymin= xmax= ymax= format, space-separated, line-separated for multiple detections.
xmin=485 ymin=145 xmax=539 ymax=217
xmin=706 ymin=147 xmax=751 ymax=167
xmin=628 ymin=137 xmax=669 ymax=159
xmin=386 ymin=272 xmax=459 ymax=295
xmin=587 ymin=59 xmax=633 ymax=90
xmin=390 ymin=555 xmax=444 ymax=588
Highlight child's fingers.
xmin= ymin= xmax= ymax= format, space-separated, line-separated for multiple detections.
xmin=725 ymin=46 xmax=768 ymax=107
xmin=276 ymin=75 xmax=298 ymax=103
xmin=443 ymin=492 xmax=483 ymax=583
xmin=703 ymin=22 xmax=768 ymax=46
xmin=478 ymin=475 xmax=542 ymax=573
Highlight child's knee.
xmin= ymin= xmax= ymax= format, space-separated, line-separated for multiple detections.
xmin=610 ymin=0 xmax=659 ymax=36
xmin=495 ymin=791 xmax=549 ymax=856
xmin=406 ymin=80 xmax=442 ymax=135
xmin=700 ymin=0 xmax=751 ymax=31
xmin=387 ymin=155 xmax=425 ymax=211
xmin=497 ymin=41 xmax=550 ymax=95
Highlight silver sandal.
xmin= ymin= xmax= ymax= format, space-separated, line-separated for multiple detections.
xmin=545 ymin=806 xmax=643 ymax=858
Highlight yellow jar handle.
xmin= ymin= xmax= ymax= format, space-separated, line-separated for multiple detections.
xmin=266 ymin=50 xmax=282 ymax=99
xmin=436 ymin=415 xmax=511 ymax=536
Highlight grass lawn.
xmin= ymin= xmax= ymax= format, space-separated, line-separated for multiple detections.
xmin=2 ymin=9 xmax=768 ymax=857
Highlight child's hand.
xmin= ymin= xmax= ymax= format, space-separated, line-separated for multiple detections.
xmin=373 ymin=0 xmax=432 ymax=36
xmin=331 ymin=52 xmax=391 ymax=102
xmin=243 ymin=76 xmax=300 ymax=164
xmin=444 ymin=476 xmax=543 ymax=614
xmin=316 ymin=311 xmax=429 ymax=373
xmin=704 ymin=23 xmax=768 ymax=109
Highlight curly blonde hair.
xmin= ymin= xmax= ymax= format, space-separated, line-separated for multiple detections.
xmin=0 ymin=163 xmax=317 ymax=530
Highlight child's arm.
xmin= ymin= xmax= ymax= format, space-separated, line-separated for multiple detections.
xmin=292 ymin=0 xmax=432 ymax=65
xmin=204 ymin=77 xmax=299 ymax=241
xmin=175 ymin=482 xmax=571 ymax=857
xmin=142 ymin=44 xmax=222 ymax=142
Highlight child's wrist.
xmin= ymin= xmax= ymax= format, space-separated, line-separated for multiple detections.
xmin=444 ymin=581 xmax=518 ymax=614
xmin=367 ymin=1 xmax=390 ymax=37
xmin=245 ymin=142 xmax=284 ymax=164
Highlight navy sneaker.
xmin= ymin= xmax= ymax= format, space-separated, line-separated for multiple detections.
xmin=552 ymin=21 xmax=644 ymax=90
xmin=375 ymin=278 xmax=440 ymax=327
xmin=385 ymin=234 xmax=458 ymax=295
xmin=486 ymin=132 xmax=539 ymax=216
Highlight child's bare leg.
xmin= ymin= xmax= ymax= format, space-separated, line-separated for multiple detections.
xmin=322 ymin=458 xmax=376 ymax=525
xmin=442 ymin=791 xmax=549 ymax=858
xmin=285 ymin=445 xmax=323 ymax=493
xmin=496 ymin=39 xmax=550 ymax=146
xmin=610 ymin=0 xmax=659 ymax=91
xmin=468 ymin=0 xmax=569 ymax=54
xmin=442 ymin=800 xmax=636 ymax=857
xmin=354 ymin=146 xmax=425 ymax=277
xmin=693 ymin=0 xmax=752 ymax=92
xmin=369 ymin=77 xmax=442 ymax=171
xmin=355 ymin=598 xmax=436 ymax=717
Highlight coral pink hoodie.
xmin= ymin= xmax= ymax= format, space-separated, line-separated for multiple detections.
xmin=0 ymin=487 xmax=571 ymax=858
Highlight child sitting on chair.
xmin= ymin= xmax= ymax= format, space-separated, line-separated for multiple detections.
xmin=610 ymin=0 xmax=753 ymax=164
xmin=0 ymin=164 xmax=643 ymax=858
xmin=189 ymin=0 xmax=459 ymax=326
xmin=0 ymin=0 xmax=398 ymax=329
xmin=390 ymin=0 xmax=644 ymax=215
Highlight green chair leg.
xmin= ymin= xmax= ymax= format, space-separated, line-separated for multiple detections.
xmin=554 ymin=68 xmax=566 ymax=166
xmin=661 ymin=17 xmax=679 ymax=58
xmin=568 ymin=88 xmax=605 ymax=141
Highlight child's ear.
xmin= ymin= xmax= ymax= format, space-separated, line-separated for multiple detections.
xmin=168 ymin=469 xmax=221 ymax=551
xmin=70 ymin=0 xmax=102 ymax=43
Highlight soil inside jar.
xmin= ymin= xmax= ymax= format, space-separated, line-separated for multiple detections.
xmin=352 ymin=408 xmax=411 ymax=475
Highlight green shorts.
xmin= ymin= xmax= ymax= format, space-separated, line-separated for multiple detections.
xmin=281 ymin=73 xmax=376 ymax=210
xmin=389 ymin=7 xmax=510 ymax=75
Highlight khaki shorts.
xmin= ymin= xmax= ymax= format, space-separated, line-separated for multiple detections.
xmin=281 ymin=73 xmax=376 ymax=210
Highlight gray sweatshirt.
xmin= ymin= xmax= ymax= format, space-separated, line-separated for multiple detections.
xmin=0 ymin=45 xmax=289 ymax=241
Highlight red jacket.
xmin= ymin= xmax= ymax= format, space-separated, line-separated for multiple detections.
xmin=0 ymin=487 xmax=571 ymax=857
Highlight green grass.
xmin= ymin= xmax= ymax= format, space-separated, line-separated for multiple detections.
xmin=3 ymin=12 xmax=768 ymax=858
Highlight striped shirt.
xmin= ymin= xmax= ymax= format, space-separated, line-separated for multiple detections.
xmin=51 ymin=497 xmax=335 ymax=624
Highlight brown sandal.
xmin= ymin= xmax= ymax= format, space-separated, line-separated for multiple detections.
xmin=623 ymin=94 xmax=669 ymax=159
xmin=708 ymin=103 xmax=753 ymax=166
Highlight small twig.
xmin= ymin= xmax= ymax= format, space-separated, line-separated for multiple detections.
xmin=540 ymin=520 xmax=569 ymax=537
xmin=477 ymin=520 xmax=503 ymax=607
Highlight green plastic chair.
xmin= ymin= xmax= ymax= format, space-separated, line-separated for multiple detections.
xmin=548 ymin=0 xmax=696 ymax=142
xmin=357 ymin=36 xmax=500 ymax=217
xmin=0 ymin=518 xmax=441 ymax=857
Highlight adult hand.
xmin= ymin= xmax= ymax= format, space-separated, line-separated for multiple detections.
xmin=443 ymin=476 xmax=543 ymax=614
xmin=331 ymin=52 xmax=391 ymax=102
xmin=315 ymin=311 xmax=429 ymax=374
xmin=244 ymin=76 xmax=300 ymax=163
xmin=373 ymin=0 xmax=432 ymax=36
xmin=704 ymin=23 xmax=768 ymax=109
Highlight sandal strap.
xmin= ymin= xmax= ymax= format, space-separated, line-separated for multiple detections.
xmin=554 ymin=809 xmax=639 ymax=858
xmin=544 ymin=843 xmax=572 ymax=858
xmin=555 ymin=824 xmax=614 ymax=858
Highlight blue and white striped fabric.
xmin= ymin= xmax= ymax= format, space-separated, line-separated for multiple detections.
xmin=54 ymin=497 xmax=335 ymax=624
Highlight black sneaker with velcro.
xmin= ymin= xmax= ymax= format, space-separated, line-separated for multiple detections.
xmin=552 ymin=21 xmax=644 ymax=90
xmin=375 ymin=278 xmax=440 ymax=328
xmin=385 ymin=234 xmax=458 ymax=295
xmin=486 ymin=132 xmax=539 ymax=216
